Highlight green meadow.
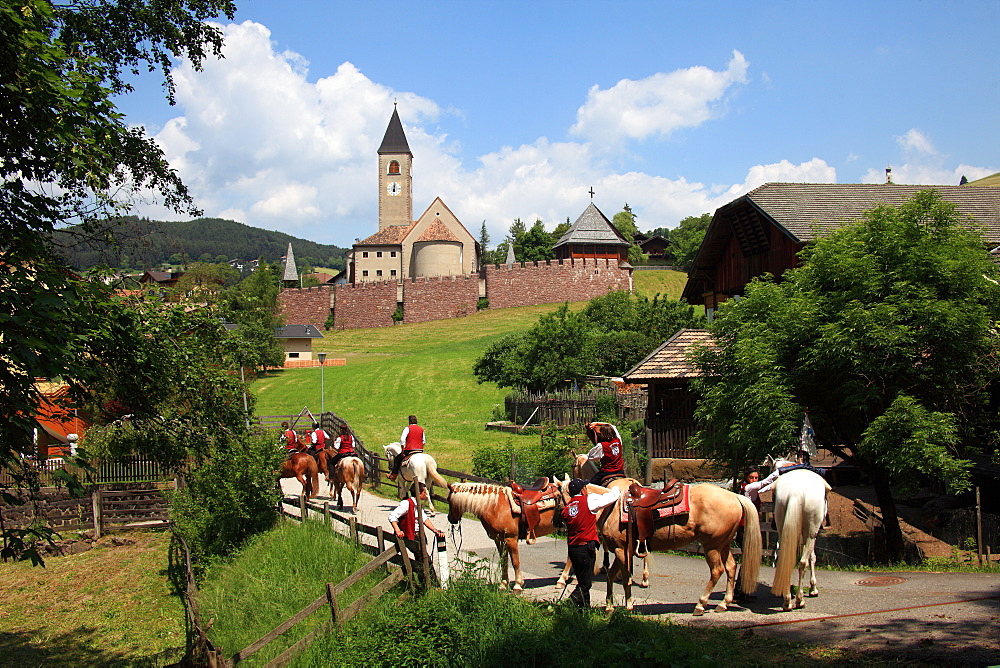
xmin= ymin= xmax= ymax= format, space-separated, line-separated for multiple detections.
xmin=252 ymin=270 xmax=686 ymax=471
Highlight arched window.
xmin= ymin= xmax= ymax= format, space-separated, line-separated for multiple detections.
xmin=388 ymin=161 xmax=400 ymax=175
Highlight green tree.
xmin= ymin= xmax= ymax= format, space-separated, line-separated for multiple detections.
xmin=520 ymin=219 xmax=555 ymax=262
xmin=612 ymin=205 xmax=646 ymax=265
xmin=669 ymin=213 xmax=712 ymax=270
xmin=173 ymin=262 xmax=238 ymax=303
xmin=691 ymin=191 xmax=999 ymax=562
xmin=509 ymin=218 xmax=527 ymax=260
xmin=0 ymin=0 xmax=238 ymax=561
xmin=550 ymin=218 xmax=571 ymax=246
xmin=221 ymin=262 xmax=285 ymax=374
xmin=478 ymin=221 xmax=493 ymax=265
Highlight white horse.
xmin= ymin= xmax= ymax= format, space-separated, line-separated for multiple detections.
xmin=770 ymin=459 xmax=831 ymax=611
xmin=383 ymin=442 xmax=448 ymax=515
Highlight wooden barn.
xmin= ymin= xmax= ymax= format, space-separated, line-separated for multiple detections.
xmin=681 ymin=183 xmax=1000 ymax=313
xmin=623 ymin=329 xmax=715 ymax=458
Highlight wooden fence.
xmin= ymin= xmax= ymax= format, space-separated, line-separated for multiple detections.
xmin=504 ymin=387 xmax=647 ymax=427
xmin=0 ymin=455 xmax=174 ymax=488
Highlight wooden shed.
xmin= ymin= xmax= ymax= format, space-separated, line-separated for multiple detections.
xmin=623 ymin=329 xmax=715 ymax=459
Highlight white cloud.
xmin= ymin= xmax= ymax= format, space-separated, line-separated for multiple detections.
xmin=569 ymin=50 xmax=749 ymax=150
xmin=862 ymin=163 xmax=994 ymax=186
xmin=896 ymin=128 xmax=937 ymax=155
xmin=722 ymin=158 xmax=837 ymax=199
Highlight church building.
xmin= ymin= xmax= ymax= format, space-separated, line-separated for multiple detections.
xmin=349 ymin=108 xmax=478 ymax=283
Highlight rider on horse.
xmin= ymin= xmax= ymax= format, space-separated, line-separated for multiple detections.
xmin=389 ymin=414 xmax=423 ymax=481
xmin=308 ymin=421 xmax=328 ymax=457
xmin=328 ymin=424 xmax=356 ymax=471
xmin=281 ymin=421 xmax=299 ymax=455
xmin=586 ymin=422 xmax=626 ymax=486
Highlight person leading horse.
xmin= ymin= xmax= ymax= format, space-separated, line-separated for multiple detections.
xmin=585 ymin=422 xmax=625 ymax=487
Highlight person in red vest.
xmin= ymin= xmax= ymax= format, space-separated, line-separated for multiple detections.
xmin=389 ymin=414 xmax=424 ymax=481
xmin=281 ymin=422 xmax=299 ymax=455
xmin=560 ymin=478 xmax=620 ymax=608
xmin=308 ymin=421 xmax=328 ymax=457
xmin=585 ymin=422 xmax=626 ymax=486
xmin=388 ymin=484 xmax=444 ymax=541
xmin=329 ymin=424 xmax=356 ymax=470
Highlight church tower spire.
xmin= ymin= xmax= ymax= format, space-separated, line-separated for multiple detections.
xmin=377 ymin=106 xmax=413 ymax=231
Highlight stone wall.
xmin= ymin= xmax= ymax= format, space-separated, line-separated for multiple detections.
xmin=279 ymin=258 xmax=632 ymax=331
xmin=402 ymin=274 xmax=479 ymax=324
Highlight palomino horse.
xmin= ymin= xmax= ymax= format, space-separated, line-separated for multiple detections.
xmin=557 ymin=476 xmax=762 ymax=615
xmin=446 ymin=481 xmax=564 ymax=591
xmin=770 ymin=459 xmax=831 ymax=610
xmin=280 ymin=452 xmax=320 ymax=499
xmin=563 ymin=454 xmax=651 ymax=591
xmin=327 ymin=456 xmax=366 ymax=512
xmin=383 ymin=442 xmax=449 ymax=515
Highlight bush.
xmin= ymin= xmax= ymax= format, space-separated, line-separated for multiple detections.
xmin=324 ymin=312 xmax=336 ymax=330
xmin=170 ymin=432 xmax=284 ymax=564
xmin=471 ymin=423 xmax=578 ymax=484
xmin=477 ymin=297 xmax=489 ymax=310
xmin=392 ymin=305 xmax=404 ymax=322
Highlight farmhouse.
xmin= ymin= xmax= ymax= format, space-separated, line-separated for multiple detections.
xmin=681 ymin=183 xmax=1000 ymax=315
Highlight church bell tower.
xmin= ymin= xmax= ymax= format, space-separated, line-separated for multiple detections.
xmin=377 ymin=106 xmax=413 ymax=231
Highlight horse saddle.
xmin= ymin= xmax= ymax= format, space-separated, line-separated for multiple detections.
xmin=400 ymin=449 xmax=423 ymax=465
xmin=510 ymin=477 xmax=559 ymax=544
xmin=626 ymin=480 xmax=690 ymax=551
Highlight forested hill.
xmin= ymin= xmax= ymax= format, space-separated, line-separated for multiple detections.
xmin=55 ymin=216 xmax=347 ymax=272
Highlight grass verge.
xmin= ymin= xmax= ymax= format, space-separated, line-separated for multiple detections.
xmin=0 ymin=530 xmax=184 ymax=667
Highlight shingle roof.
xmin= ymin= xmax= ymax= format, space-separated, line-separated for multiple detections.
xmin=743 ymin=183 xmax=1000 ymax=244
xmin=274 ymin=324 xmax=324 ymax=339
xmin=623 ymin=329 xmax=715 ymax=382
xmin=377 ymin=107 xmax=412 ymax=155
xmin=416 ymin=220 xmax=460 ymax=243
xmin=356 ymin=223 xmax=415 ymax=246
xmin=283 ymin=243 xmax=299 ymax=282
xmin=554 ymin=203 xmax=630 ymax=248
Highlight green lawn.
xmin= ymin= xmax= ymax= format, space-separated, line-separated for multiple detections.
xmin=254 ymin=271 xmax=688 ymax=471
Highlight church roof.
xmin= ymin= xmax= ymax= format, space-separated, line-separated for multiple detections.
xmin=283 ymin=243 xmax=299 ymax=282
xmin=554 ymin=203 xmax=630 ymax=248
xmin=356 ymin=223 xmax=415 ymax=246
xmin=377 ymin=107 xmax=412 ymax=155
xmin=417 ymin=220 xmax=461 ymax=243
xmin=623 ymin=329 xmax=715 ymax=382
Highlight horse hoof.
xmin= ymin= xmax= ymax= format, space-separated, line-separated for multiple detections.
xmin=604 ymin=605 xmax=615 ymax=613
xmin=796 ymin=599 xmax=806 ymax=609
xmin=692 ymin=607 xmax=705 ymax=616
xmin=554 ymin=582 xmax=565 ymax=590
xmin=512 ymin=584 xmax=523 ymax=593
xmin=714 ymin=605 xmax=728 ymax=613
xmin=807 ymin=588 xmax=819 ymax=597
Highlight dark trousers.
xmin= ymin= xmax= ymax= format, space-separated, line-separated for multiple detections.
xmin=567 ymin=541 xmax=598 ymax=608
xmin=590 ymin=470 xmax=624 ymax=486
xmin=392 ymin=450 xmax=421 ymax=474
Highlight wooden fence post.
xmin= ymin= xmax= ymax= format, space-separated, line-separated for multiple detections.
xmin=377 ymin=526 xmax=385 ymax=554
xmin=299 ymin=494 xmax=307 ymax=520
xmin=349 ymin=516 xmax=358 ymax=546
xmin=326 ymin=582 xmax=340 ymax=626
xmin=395 ymin=534 xmax=414 ymax=591
xmin=323 ymin=501 xmax=330 ymax=526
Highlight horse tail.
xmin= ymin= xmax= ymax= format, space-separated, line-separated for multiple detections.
xmin=427 ymin=462 xmax=448 ymax=490
xmin=772 ymin=493 xmax=802 ymax=597
xmin=736 ymin=494 xmax=762 ymax=594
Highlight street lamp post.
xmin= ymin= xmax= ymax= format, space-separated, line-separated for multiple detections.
xmin=317 ymin=352 xmax=327 ymax=415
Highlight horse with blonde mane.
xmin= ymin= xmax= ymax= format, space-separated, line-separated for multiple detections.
xmin=770 ymin=459 xmax=830 ymax=610
xmin=557 ymin=476 xmax=761 ymax=615
xmin=447 ymin=481 xmax=569 ymax=591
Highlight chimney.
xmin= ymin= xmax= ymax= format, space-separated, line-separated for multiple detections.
xmin=885 ymin=166 xmax=893 ymax=184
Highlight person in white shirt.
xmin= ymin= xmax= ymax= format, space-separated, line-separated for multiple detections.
xmin=388 ymin=484 xmax=444 ymax=542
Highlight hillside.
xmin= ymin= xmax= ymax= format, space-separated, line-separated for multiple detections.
xmin=54 ymin=216 xmax=347 ymax=272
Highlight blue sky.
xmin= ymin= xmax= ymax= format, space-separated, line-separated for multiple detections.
xmin=118 ymin=1 xmax=1000 ymax=247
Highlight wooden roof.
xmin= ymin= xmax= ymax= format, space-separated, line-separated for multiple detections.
xmin=554 ymin=203 xmax=630 ymax=248
xmin=623 ymin=329 xmax=715 ymax=382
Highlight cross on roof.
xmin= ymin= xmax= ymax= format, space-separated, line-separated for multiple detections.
xmin=588 ymin=186 xmax=595 ymax=199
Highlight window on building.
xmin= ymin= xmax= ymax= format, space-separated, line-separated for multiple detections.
xmin=362 ymin=251 xmax=369 ymax=258
xmin=390 ymin=251 xmax=397 ymax=257
xmin=288 ymin=352 xmax=299 ymax=359
xmin=377 ymin=251 xmax=383 ymax=258
xmin=390 ymin=269 xmax=397 ymax=277
xmin=362 ymin=270 xmax=369 ymax=277
xmin=376 ymin=270 xmax=383 ymax=277
xmin=388 ymin=161 xmax=400 ymax=175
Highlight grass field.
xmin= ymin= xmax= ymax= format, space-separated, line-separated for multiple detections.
xmin=0 ymin=531 xmax=184 ymax=666
xmin=254 ymin=271 xmax=687 ymax=471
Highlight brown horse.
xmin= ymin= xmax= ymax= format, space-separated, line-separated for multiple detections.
xmin=280 ymin=452 xmax=320 ymax=499
xmin=447 ymin=481 xmax=565 ymax=591
xmin=557 ymin=476 xmax=762 ymax=615
xmin=326 ymin=456 xmax=366 ymax=512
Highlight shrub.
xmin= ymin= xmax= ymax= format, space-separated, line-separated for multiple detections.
xmin=392 ymin=305 xmax=404 ymax=322
xmin=471 ymin=423 xmax=577 ymax=484
xmin=477 ymin=297 xmax=489 ymax=310
xmin=324 ymin=312 xmax=336 ymax=330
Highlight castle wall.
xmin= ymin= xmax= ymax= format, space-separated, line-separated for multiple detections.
xmin=278 ymin=286 xmax=333 ymax=329
xmin=484 ymin=258 xmax=631 ymax=309
xmin=279 ymin=259 xmax=632 ymax=330
xmin=402 ymin=274 xmax=479 ymax=324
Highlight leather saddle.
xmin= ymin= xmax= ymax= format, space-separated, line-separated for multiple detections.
xmin=510 ymin=477 xmax=560 ymax=544
xmin=627 ymin=479 xmax=688 ymax=556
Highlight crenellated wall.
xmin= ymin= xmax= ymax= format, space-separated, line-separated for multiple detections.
xmin=279 ymin=258 xmax=632 ymax=330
